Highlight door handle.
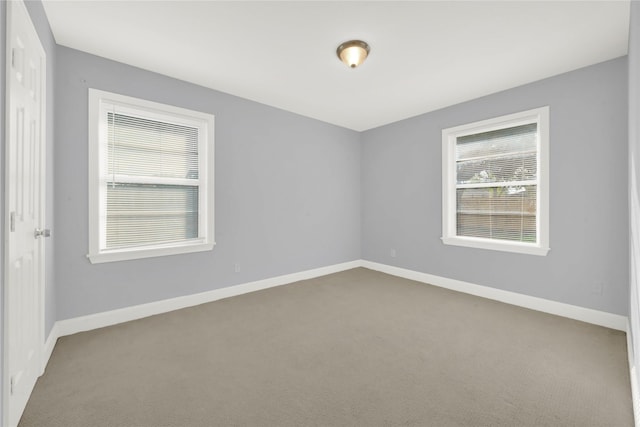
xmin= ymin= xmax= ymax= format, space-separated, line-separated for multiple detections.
xmin=34 ymin=228 xmax=51 ymax=238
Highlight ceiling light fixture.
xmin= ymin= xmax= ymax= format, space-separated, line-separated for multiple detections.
xmin=336 ymin=40 xmax=370 ymax=69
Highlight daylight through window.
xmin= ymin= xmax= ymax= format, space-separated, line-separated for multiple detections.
xmin=442 ymin=107 xmax=549 ymax=256
xmin=88 ymin=89 xmax=215 ymax=263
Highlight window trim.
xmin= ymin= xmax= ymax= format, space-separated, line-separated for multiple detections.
xmin=87 ymin=89 xmax=215 ymax=264
xmin=441 ymin=106 xmax=550 ymax=256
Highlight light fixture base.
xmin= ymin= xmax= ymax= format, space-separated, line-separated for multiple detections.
xmin=337 ymin=40 xmax=370 ymax=68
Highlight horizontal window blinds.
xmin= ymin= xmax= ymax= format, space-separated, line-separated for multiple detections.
xmin=108 ymin=113 xmax=199 ymax=179
xmin=105 ymin=112 xmax=200 ymax=249
xmin=455 ymin=123 xmax=538 ymax=243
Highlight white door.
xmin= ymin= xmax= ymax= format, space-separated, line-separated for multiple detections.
xmin=4 ymin=0 xmax=47 ymax=426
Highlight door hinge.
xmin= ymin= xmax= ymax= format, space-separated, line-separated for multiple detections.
xmin=10 ymin=376 xmax=14 ymax=395
xmin=11 ymin=48 xmax=15 ymax=68
xmin=10 ymin=212 xmax=16 ymax=232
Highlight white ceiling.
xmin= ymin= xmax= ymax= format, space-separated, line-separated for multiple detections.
xmin=42 ymin=1 xmax=630 ymax=131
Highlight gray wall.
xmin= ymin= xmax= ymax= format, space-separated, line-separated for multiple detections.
xmin=54 ymin=46 xmax=362 ymax=320
xmin=628 ymin=1 xmax=640 ymax=368
xmin=362 ymin=57 xmax=629 ymax=316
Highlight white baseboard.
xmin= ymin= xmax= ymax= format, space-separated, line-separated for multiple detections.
xmin=41 ymin=258 xmax=628 ymax=378
xmin=627 ymin=320 xmax=640 ymax=427
xmin=40 ymin=260 xmax=360 ymax=373
xmin=361 ymin=260 xmax=628 ymax=331
xmin=632 ymin=366 xmax=639 ymax=427
xmin=42 ymin=322 xmax=60 ymax=373
xmin=50 ymin=260 xmax=360 ymax=344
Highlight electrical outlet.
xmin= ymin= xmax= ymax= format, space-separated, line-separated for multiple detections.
xmin=234 ymin=263 xmax=241 ymax=273
xmin=390 ymin=248 xmax=397 ymax=258
xmin=591 ymin=283 xmax=603 ymax=295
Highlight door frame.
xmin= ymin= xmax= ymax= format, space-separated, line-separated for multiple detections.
xmin=3 ymin=0 xmax=47 ymax=425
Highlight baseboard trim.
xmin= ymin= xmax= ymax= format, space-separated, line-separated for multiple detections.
xmin=361 ymin=260 xmax=627 ymax=331
xmin=41 ymin=260 xmax=360 ymax=373
xmin=632 ymin=365 xmax=639 ymax=427
xmin=41 ymin=259 xmax=628 ymax=377
xmin=627 ymin=320 xmax=640 ymax=427
xmin=42 ymin=322 xmax=60 ymax=373
xmin=53 ymin=260 xmax=361 ymax=340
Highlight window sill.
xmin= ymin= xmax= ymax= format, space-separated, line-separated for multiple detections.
xmin=88 ymin=241 xmax=215 ymax=264
xmin=441 ymin=236 xmax=549 ymax=256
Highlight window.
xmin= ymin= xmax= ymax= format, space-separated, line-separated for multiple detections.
xmin=88 ymin=89 xmax=215 ymax=263
xmin=441 ymin=107 xmax=549 ymax=256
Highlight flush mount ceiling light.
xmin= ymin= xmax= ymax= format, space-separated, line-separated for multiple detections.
xmin=336 ymin=40 xmax=370 ymax=68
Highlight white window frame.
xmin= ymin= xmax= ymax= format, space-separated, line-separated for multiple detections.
xmin=88 ymin=89 xmax=215 ymax=263
xmin=441 ymin=106 xmax=549 ymax=256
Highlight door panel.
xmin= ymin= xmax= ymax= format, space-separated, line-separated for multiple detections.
xmin=4 ymin=1 xmax=46 ymax=426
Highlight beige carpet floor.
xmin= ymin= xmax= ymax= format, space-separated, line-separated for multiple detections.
xmin=20 ymin=268 xmax=633 ymax=426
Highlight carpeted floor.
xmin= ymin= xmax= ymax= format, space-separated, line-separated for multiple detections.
xmin=20 ymin=268 xmax=633 ymax=426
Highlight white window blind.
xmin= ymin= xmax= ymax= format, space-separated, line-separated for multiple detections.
xmin=106 ymin=112 xmax=200 ymax=249
xmin=455 ymin=123 xmax=537 ymax=243
xmin=441 ymin=107 xmax=549 ymax=256
xmin=88 ymin=89 xmax=215 ymax=263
